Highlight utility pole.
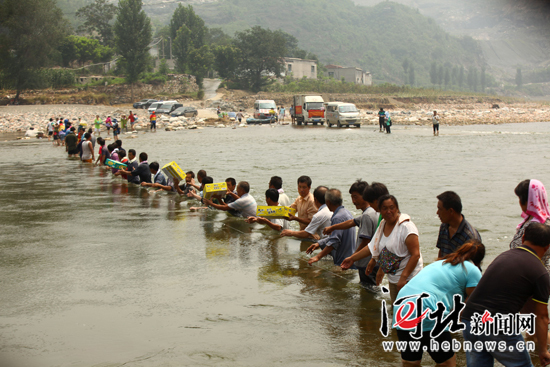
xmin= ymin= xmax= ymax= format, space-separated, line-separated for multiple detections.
xmin=162 ymin=38 xmax=165 ymax=59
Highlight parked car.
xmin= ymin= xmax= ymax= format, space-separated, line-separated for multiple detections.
xmin=325 ymin=102 xmax=361 ymax=128
xmin=148 ymin=102 xmax=164 ymax=114
xmin=133 ymin=99 xmax=157 ymax=109
xmin=148 ymin=100 xmax=177 ymax=114
xmin=171 ymin=106 xmax=198 ymax=118
xmin=156 ymin=102 xmax=182 ymax=115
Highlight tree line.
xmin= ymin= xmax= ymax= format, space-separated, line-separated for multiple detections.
xmin=425 ymin=62 xmax=497 ymax=93
xmin=0 ymin=0 xmax=310 ymax=101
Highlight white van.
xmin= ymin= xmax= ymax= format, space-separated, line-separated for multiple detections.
xmin=253 ymin=100 xmax=277 ymax=120
xmin=325 ymin=102 xmax=361 ymax=128
xmin=148 ymin=100 xmax=177 ymax=114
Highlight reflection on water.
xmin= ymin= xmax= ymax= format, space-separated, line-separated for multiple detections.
xmin=1 ymin=122 xmax=549 ymax=366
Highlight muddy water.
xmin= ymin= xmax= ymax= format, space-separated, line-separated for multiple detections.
xmin=1 ymin=122 xmax=550 ymax=367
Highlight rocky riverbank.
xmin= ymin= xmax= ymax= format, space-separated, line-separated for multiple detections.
xmin=1 ymin=90 xmax=549 ymax=135
xmin=211 ymin=90 xmax=550 ymax=126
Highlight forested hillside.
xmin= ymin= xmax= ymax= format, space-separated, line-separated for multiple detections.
xmin=144 ymin=0 xmax=486 ymax=86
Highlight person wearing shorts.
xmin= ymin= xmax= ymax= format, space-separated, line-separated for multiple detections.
xmin=94 ymin=115 xmax=102 ymax=136
xmin=129 ymin=111 xmax=135 ymax=131
xmin=53 ymin=122 xmax=60 ymax=146
xmin=150 ymin=111 xmax=157 ymax=132
xmin=433 ymin=111 xmax=440 ymax=136
xmin=105 ymin=116 xmax=112 ymax=135
xmin=47 ymin=118 xmax=54 ymax=141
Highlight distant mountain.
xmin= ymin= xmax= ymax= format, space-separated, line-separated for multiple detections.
xmin=352 ymin=0 xmax=550 ymax=79
xmin=144 ymin=0 xmax=485 ymax=86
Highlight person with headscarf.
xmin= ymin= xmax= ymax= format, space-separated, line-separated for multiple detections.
xmin=509 ymin=179 xmax=550 ymax=351
xmin=510 ymin=179 xmax=550 ymax=271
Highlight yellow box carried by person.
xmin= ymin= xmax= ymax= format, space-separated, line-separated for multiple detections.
xmin=256 ymin=206 xmax=296 ymax=219
xmin=104 ymin=158 xmax=127 ymax=170
xmin=161 ymin=161 xmax=186 ymax=181
xmin=203 ymin=182 xmax=228 ymax=200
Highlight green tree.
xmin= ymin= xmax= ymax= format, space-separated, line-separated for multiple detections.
xmin=158 ymin=59 xmax=170 ymax=75
xmin=233 ymin=26 xmax=287 ymax=91
xmin=173 ymin=25 xmax=192 ymax=73
xmin=206 ymin=27 xmax=232 ymax=47
xmin=437 ymin=65 xmax=443 ymax=87
xmin=451 ymin=66 xmax=458 ymax=86
xmin=458 ymin=65 xmax=465 ymax=88
xmin=408 ymin=65 xmax=415 ymax=86
xmin=516 ymin=67 xmax=523 ymax=88
xmin=0 ymin=0 xmax=65 ymax=101
xmin=214 ymin=45 xmax=242 ymax=79
xmin=59 ymin=35 xmax=113 ymax=67
xmin=188 ymin=45 xmax=213 ymax=88
xmin=467 ymin=67 xmax=478 ymax=91
xmin=113 ymin=0 xmax=152 ymax=87
xmin=169 ymin=4 xmax=206 ymax=50
xmin=444 ymin=68 xmax=450 ymax=89
xmin=76 ymin=0 xmax=117 ymax=47
xmin=429 ymin=62 xmax=437 ymax=85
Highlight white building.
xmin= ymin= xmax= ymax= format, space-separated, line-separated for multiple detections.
xmin=325 ymin=64 xmax=372 ymax=85
xmin=283 ymin=58 xmax=318 ymax=79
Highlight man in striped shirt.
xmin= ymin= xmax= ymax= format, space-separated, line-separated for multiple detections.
xmin=436 ymin=191 xmax=481 ymax=258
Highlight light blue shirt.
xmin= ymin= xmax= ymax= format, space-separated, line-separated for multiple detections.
xmin=228 ymin=193 xmax=257 ymax=218
xmin=318 ymin=206 xmax=356 ymax=266
xmin=393 ymin=260 xmax=481 ymax=332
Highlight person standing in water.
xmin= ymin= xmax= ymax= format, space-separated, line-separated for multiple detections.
xmin=432 ymin=110 xmax=440 ymax=136
xmin=94 ymin=115 xmax=102 ymax=137
xmin=385 ymin=111 xmax=392 ymax=134
xmin=279 ymin=106 xmax=285 ymax=123
xmin=378 ymin=108 xmax=385 ymax=132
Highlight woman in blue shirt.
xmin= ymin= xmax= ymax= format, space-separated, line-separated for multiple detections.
xmin=393 ymin=240 xmax=485 ymax=367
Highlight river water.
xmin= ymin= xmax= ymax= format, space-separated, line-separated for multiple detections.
xmin=1 ymin=122 xmax=549 ymax=367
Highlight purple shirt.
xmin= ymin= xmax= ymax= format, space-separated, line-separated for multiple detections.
xmin=110 ymin=152 xmax=119 ymax=174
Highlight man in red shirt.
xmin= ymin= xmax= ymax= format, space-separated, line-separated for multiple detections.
xmin=129 ymin=111 xmax=136 ymax=131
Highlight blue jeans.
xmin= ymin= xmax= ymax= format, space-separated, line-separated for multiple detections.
xmin=462 ymin=319 xmax=533 ymax=367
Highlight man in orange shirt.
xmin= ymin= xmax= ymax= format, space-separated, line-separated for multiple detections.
xmin=289 ymin=175 xmax=318 ymax=230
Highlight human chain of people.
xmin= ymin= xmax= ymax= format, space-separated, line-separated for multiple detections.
xmin=47 ymin=123 xmax=550 ymax=366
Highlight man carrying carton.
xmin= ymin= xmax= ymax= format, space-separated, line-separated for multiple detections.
xmin=118 ymin=152 xmax=151 ymax=184
xmin=288 ymin=176 xmax=318 ymax=230
xmin=204 ymin=181 xmax=257 ymax=218
xmin=246 ymin=189 xmax=289 ymax=231
xmin=140 ymin=162 xmax=167 ymax=188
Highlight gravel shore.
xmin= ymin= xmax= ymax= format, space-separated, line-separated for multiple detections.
xmin=1 ymin=101 xmax=549 ymax=137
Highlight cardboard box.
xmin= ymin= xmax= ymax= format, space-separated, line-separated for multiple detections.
xmin=104 ymin=158 xmax=127 ymax=170
xmin=256 ymin=206 xmax=296 ymax=219
xmin=203 ymin=182 xmax=228 ymax=200
xmin=161 ymin=161 xmax=186 ymax=181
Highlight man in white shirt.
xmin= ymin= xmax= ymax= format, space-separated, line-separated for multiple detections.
xmin=280 ymin=186 xmax=332 ymax=240
xmin=269 ymin=176 xmax=291 ymax=207
xmin=204 ymin=181 xmax=257 ymax=218
xmin=246 ymin=188 xmax=289 ymax=231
